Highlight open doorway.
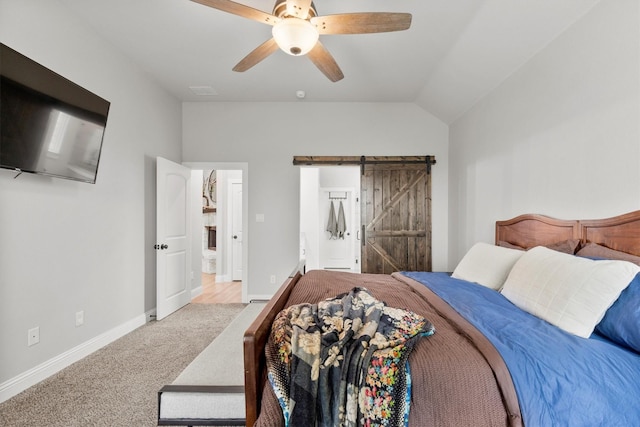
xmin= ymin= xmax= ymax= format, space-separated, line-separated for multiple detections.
xmin=297 ymin=155 xmax=435 ymax=274
xmin=184 ymin=162 xmax=249 ymax=304
xmin=300 ymin=166 xmax=361 ymax=273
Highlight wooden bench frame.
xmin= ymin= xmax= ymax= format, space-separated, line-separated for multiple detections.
xmin=242 ymin=261 xmax=305 ymax=427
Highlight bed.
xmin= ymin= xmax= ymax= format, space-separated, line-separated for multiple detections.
xmin=243 ymin=211 xmax=640 ymax=426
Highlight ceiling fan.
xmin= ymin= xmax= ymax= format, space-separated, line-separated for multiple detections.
xmin=191 ymin=0 xmax=412 ymax=82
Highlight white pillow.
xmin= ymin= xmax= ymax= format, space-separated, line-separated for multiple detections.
xmin=452 ymin=242 xmax=524 ymax=290
xmin=501 ymin=246 xmax=640 ymax=338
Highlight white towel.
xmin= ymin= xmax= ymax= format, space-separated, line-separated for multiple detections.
xmin=326 ymin=201 xmax=338 ymax=239
xmin=337 ymin=201 xmax=347 ymax=239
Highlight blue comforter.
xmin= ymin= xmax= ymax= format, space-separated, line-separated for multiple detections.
xmin=402 ymin=272 xmax=640 ymax=427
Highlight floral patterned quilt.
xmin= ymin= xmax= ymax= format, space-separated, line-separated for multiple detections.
xmin=266 ymin=287 xmax=435 ymax=427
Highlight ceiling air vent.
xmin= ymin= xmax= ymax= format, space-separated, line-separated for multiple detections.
xmin=189 ymin=86 xmax=218 ymax=96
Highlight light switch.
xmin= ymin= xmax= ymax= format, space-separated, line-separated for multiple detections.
xmin=256 ymin=214 xmax=265 ymax=223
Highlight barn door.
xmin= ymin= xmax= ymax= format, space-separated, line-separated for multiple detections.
xmin=293 ymin=155 xmax=435 ymax=274
xmin=361 ymin=160 xmax=432 ymax=273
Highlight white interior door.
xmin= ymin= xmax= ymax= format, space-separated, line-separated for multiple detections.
xmin=156 ymin=157 xmax=192 ymax=320
xmin=230 ymin=180 xmax=243 ymax=281
xmin=319 ymin=188 xmax=357 ymax=271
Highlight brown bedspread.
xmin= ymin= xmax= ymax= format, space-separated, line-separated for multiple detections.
xmin=254 ymin=270 xmax=522 ymax=427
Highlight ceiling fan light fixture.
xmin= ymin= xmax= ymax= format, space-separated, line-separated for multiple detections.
xmin=272 ymin=18 xmax=319 ymax=56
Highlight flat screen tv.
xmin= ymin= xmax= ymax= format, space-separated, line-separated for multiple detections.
xmin=1 ymin=43 xmax=110 ymax=184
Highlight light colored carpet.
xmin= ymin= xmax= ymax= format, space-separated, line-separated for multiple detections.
xmin=0 ymin=303 xmax=245 ymax=427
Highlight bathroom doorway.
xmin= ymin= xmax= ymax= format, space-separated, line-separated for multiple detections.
xmin=299 ymin=166 xmax=361 ymax=273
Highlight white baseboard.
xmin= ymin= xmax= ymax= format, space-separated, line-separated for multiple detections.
xmin=216 ymin=274 xmax=231 ymax=283
xmin=0 ymin=313 xmax=147 ymax=404
xmin=191 ymin=285 xmax=203 ymax=299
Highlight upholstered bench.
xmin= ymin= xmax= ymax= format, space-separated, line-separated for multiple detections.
xmin=158 ymin=302 xmax=266 ymax=426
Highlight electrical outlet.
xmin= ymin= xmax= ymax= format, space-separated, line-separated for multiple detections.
xmin=28 ymin=327 xmax=40 ymax=346
xmin=270 ymin=275 xmax=276 ymax=284
xmin=75 ymin=310 xmax=84 ymax=327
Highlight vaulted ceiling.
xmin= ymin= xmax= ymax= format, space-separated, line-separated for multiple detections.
xmin=60 ymin=0 xmax=600 ymax=124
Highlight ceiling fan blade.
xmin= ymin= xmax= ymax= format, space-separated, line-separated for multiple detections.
xmin=191 ymin=0 xmax=280 ymax=26
xmin=285 ymin=0 xmax=313 ymax=19
xmin=311 ymin=12 xmax=411 ymax=34
xmin=307 ymin=42 xmax=344 ymax=82
xmin=232 ymin=38 xmax=279 ymax=72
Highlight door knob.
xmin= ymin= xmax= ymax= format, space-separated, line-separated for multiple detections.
xmin=161 ymin=244 xmax=168 ymax=250
xmin=233 ymin=235 xmax=238 ymax=239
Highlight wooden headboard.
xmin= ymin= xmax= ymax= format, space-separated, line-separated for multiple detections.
xmin=496 ymin=210 xmax=640 ymax=258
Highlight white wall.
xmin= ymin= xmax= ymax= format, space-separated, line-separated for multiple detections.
xmin=300 ymin=168 xmax=321 ymax=269
xmin=183 ymin=102 xmax=449 ymax=298
xmin=0 ymin=0 xmax=182 ymax=397
xmin=448 ymin=0 xmax=640 ymax=267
